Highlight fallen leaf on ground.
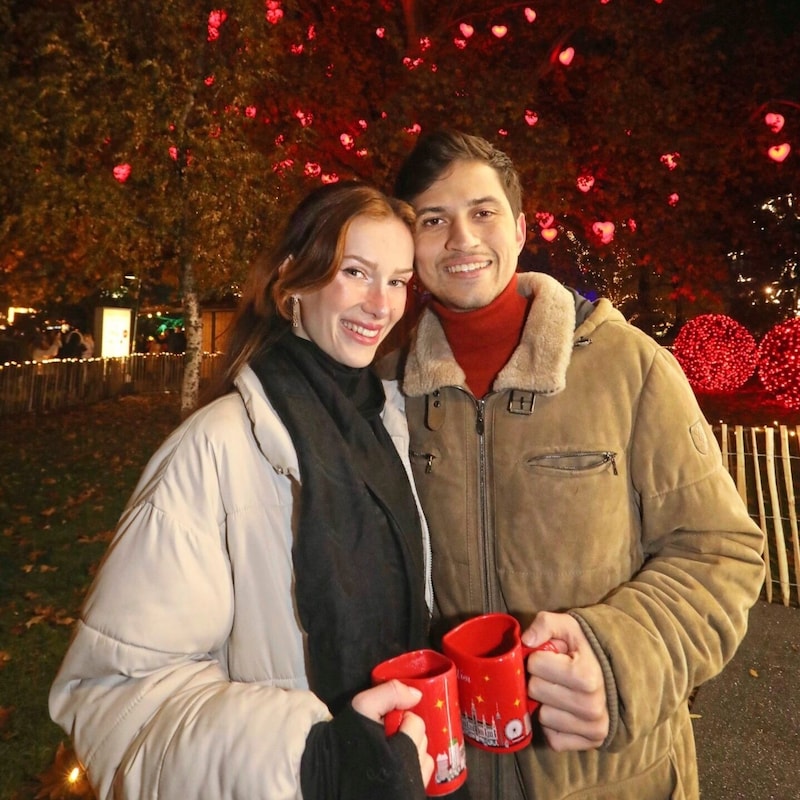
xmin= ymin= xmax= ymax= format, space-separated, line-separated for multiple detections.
xmin=748 ymin=668 xmax=759 ymax=678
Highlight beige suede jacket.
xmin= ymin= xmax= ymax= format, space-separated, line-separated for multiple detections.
xmin=389 ymin=272 xmax=765 ymax=800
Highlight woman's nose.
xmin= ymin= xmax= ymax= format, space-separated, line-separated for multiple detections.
xmin=363 ymin=283 xmax=389 ymax=317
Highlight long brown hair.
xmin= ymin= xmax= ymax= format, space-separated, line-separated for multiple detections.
xmin=204 ymin=181 xmax=415 ymax=404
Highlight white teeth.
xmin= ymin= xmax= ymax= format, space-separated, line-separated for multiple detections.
xmin=343 ymin=321 xmax=379 ymax=338
xmin=446 ymin=261 xmax=489 ymax=274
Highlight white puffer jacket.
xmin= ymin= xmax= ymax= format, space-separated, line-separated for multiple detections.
xmin=49 ymin=365 xmax=432 ymax=800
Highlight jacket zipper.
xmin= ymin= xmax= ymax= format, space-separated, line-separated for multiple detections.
xmin=475 ymin=396 xmax=497 ymax=613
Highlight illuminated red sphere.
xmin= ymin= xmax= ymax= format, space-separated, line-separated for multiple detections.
xmin=672 ymin=314 xmax=757 ymax=392
xmin=757 ymin=318 xmax=800 ymax=410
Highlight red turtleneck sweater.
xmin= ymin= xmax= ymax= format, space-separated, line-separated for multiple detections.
xmin=431 ymin=274 xmax=530 ymax=398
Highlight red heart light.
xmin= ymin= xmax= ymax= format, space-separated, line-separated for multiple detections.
xmin=592 ymin=221 xmax=615 ymax=244
xmin=524 ymin=8 xmax=537 ymax=22
xmin=558 ymin=47 xmax=575 ymax=66
xmin=536 ymin=212 xmax=555 ymax=228
xmin=768 ymin=143 xmax=791 ymax=162
xmin=459 ymin=23 xmax=474 ymax=38
xmin=765 ymin=113 xmax=785 ymax=133
xmin=576 ymin=174 xmax=595 ymax=192
xmin=541 ymin=228 xmax=558 ymax=241
xmin=524 ymin=109 xmax=539 ymax=126
xmin=491 ymin=25 xmax=508 ymax=38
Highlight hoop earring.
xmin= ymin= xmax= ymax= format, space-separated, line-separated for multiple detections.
xmin=291 ymin=296 xmax=300 ymax=328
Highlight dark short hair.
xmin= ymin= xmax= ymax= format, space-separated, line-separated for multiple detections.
xmin=394 ymin=130 xmax=523 ymax=217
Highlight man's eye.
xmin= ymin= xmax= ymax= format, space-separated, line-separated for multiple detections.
xmin=420 ymin=217 xmax=443 ymax=227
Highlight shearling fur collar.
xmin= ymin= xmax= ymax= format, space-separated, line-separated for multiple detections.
xmin=402 ymin=272 xmax=578 ymax=397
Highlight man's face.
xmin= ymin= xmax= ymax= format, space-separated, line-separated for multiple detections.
xmin=410 ymin=159 xmax=527 ymax=311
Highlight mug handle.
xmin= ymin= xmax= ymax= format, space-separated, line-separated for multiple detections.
xmin=383 ymin=708 xmax=405 ymax=736
xmin=521 ymin=639 xmax=560 ymax=714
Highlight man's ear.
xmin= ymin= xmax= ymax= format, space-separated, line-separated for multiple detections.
xmin=515 ymin=212 xmax=527 ymax=255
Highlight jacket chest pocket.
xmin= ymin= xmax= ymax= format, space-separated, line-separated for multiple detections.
xmin=526 ymin=450 xmax=618 ymax=475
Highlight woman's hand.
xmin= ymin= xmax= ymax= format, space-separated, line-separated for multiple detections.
xmin=352 ymin=680 xmax=434 ymax=786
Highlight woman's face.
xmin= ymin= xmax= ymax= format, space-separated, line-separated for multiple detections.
xmin=294 ymin=214 xmax=414 ymax=368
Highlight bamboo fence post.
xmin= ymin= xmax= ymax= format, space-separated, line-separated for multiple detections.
xmin=764 ymin=427 xmax=790 ymax=606
xmin=750 ymin=428 xmax=772 ymax=604
xmin=779 ymin=426 xmax=799 ymax=605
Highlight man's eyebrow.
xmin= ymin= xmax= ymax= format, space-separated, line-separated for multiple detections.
xmin=416 ymin=196 xmax=501 ymax=215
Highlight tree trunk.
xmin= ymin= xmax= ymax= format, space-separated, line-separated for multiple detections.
xmin=180 ymin=259 xmax=202 ymax=416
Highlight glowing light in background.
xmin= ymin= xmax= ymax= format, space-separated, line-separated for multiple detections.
xmin=592 ymin=221 xmax=615 ymax=244
xmin=758 ymin=319 xmax=800 ymax=409
xmin=113 ymin=164 xmax=131 ymax=183
xmin=765 ymin=112 xmax=785 ymax=133
xmin=673 ymin=314 xmax=757 ymax=392
xmin=558 ymin=47 xmax=575 ymax=65
xmin=768 ymin=143 xmax=791 ymax=162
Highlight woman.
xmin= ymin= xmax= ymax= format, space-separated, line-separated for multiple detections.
xmin=49 ymin=182 xmax=434 ymax=799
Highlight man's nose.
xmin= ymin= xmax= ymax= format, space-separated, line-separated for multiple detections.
xmin=446 ymin=216 xmax=479 ymax=249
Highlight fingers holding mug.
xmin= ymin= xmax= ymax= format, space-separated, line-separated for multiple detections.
xmin=522 ymin=611 xmax=610 ymax=750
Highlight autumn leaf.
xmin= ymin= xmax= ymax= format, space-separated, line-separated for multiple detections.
xmin=748 ymin=668 xmax=759 ymax=678
xmin=34 ymin=741 xmax=95 ymax=800
xmin=0 ymin=650 xmax=11 ymax=668
xmin=0 ymin=705 xmax=15 ymax=737
xmin=41 ymin=507 xmax=58 ymax=517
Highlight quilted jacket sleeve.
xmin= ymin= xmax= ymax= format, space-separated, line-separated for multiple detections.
xmin=572 ymin=347 xmax=765 ymax=751
xmin=49 ymin=408 xmax=330 ymax=800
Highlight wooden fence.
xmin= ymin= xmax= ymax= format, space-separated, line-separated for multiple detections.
xmin=716 ymin=424 xmax=800 ymax=607
xmin=2 ymin=355 xmax=798 ymax=607
xmin=0 ymin=353 xmax=222 ymax=416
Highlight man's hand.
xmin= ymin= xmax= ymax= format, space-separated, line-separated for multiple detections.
xmin=352 ymin=680 xmax=434 ymax=786
xmin=522 ymin=611 xmax=610 ymax=751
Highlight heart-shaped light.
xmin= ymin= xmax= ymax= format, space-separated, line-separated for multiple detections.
xmin=576 ymin=174 xmax=595 ymax=192
xmin=113 ymin=163 xmax=131 ymax=183
xmin=541 ymin=227 xmax=558 ymax=241
xmin=524 ymin=7 xmax=537 ymax=22
xmin=459 ymin=23 xmax=474 ymax=38
xmin=592 ymin=221 xmax=615 ymax=244
xmin=491 ymin=25 xmax=508 ymax=38
xmin=668 ymin=193 xmax=680 ymax=206
xmin=536 ymin=212 xmax=555 ymax=229
xmin=524 ymin=109 xmax=539 ymax=126
xmin=765 ymin=113 xmax=785 ymax=133
xmin=558 ymin=47 xmax=575 ymax=66
xmin=768 ymin=143 xmax=791 ymax=162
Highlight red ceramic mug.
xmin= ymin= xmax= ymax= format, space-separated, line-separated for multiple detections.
xmin=442 ymin=613 xmax=559 ymax=752
xmin=371 ymin=649 xmax=467 ymax=796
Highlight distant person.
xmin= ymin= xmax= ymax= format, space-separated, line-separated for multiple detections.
xmin=57 ymin=329 xmax=86 ymax=359
xmin=81 ymin=332 xmax=95 ymax=358
xmin=167 ymin=326 xmax=186 ymax=354
xmin=31 ymin=331 xmax=61 ymax=361
xmin=384 ymin=129 xmax=765 ymax=799
xmin=49 ymin=181 xmax=434 ymax=800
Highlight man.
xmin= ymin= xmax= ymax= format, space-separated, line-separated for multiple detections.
xmin=385 ymin=130 xmax=765 ymax=799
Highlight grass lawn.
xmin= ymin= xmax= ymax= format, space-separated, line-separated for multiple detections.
xmin=0 ymin=394 xmax=182 ymax=800
xmin=0 ymin=385 xmax=797 ymax=799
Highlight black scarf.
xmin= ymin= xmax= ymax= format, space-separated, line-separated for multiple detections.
xmin=251 ymin=332 xmax=428 ymax=714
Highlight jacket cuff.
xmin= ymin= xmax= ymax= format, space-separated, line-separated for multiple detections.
xmin=300 ymin=704 xmax=425 ymax=800
xmin=569 ymin=610 xmax=619 ymax=749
